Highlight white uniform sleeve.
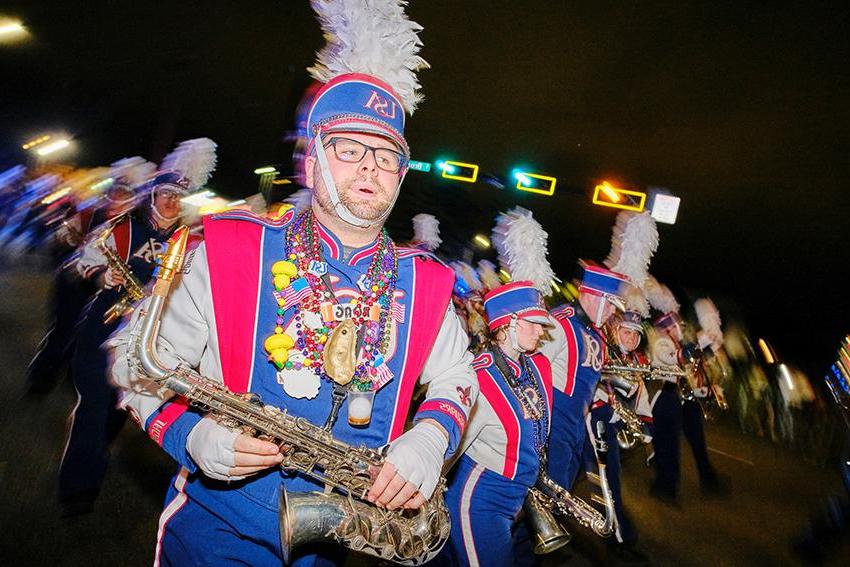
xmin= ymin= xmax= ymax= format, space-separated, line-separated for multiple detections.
xmin=413 ymin=305 xmax=479 ymax=457
xmin=539 ymin=315 xmax=569 ymax=392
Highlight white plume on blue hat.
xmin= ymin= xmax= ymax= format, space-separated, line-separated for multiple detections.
xmin=491 ymin=207 xmax=556 ymax=295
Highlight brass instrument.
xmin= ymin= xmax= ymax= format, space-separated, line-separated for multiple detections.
xmin=129 ymin=227 xmax=450 ymax=565
xmin=523 ymin=422 xmax=616 ymax=554
xmin=94 ymin=218 xmax=145 ymax=324
xmin=685 ymin=351 xmax=729 ymax=420
xmin=601 ymin=363 xmax=652 ymax=449
xmin=610 ymin=395 xmax=650 ymax=450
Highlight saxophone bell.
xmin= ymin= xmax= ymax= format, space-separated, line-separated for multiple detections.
xmin=523 ymin=490 xmax=572 ymax=554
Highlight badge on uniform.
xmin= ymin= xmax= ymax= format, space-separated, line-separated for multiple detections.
xmin=282 ymin=277 xmax=312 ymax=306
xmin=307 ymin=260 xmax=328 ymax=277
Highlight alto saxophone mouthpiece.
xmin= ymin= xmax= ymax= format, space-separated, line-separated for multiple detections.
xmin=153 ymin=225 xmax=190 ymax=295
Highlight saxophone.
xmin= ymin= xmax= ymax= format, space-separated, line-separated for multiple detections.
xmin=129 ymin=227 xmax=450 ymax=565
xmin=610 ymin=395 xmax=650 ymax=450
xmin=94 ymin=218 xmax=145 ymax=324
xmin=523 ymin=422 xmax=617 ymax=554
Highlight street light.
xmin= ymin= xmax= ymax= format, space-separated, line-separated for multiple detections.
xmin=472 ymin=234 xmax=490 ymax=249
xmin=0 ymin=19 xmax=28 ymax=43
xmin=36 ymin=138 xmax=71 ymax=156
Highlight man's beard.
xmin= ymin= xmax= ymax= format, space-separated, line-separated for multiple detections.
xmin=316 ymin=174 xmax=395 ymax=222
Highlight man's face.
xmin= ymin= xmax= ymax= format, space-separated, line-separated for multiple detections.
xmin=105 ymin=186 xmax=134 ymax=217
xmin=153 ymin=187 xmax=182 ymax=220
xmin=617 ymin=326 xmax=641 ymax=353
xmin=516 ymin=318 xmax=545 ymax=352
xmin=582 ymin=293 xmax=616 ymax=327
xmin=305 ymin=132 xmax=403 ymax=222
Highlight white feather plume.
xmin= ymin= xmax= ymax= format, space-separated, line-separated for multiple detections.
xmin=624 ymin=285 xmax=651 ymax=317
xmin=644 ymin=275 xmax=680 ymax=314
xmin=477 ymin=260 xmax=502 ymax=292
xmin=161 ymin=138 xmax=218 ymax=190
xmin=284 ymin=188 xmax=315 ymax=215
xmin=411 ymin=213 xmax=441 ymax=251
xmin=308 ymin=0 xmax=429 ymax=113
xmin=491 ymin=207 xmax=556 ymax=295
xmin=604 ymin=211 xmax=659 ymax=289
xmin=694 ymin=298 xmax=723 ymax=346
xmin=450 ymin=261 xmax=482 ymax=293
xmin=109 ymin=157 xmax=157 ymax=188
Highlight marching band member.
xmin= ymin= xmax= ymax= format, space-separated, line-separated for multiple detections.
xmin=106 ymin=2 xmax=478 ymax=564
xmin=439 ymin=281 xmax=553 ymax=567
xmin=585 ymin=309 xmax=652 ymax=563
xmin=26 ymin=159 xmax=153 ymax=396
xmin=58 ymin=143 xmax=213 ymax=517
xmin=543 ymin=263 xmax=628 ymax=490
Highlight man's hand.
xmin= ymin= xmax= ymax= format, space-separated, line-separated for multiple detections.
xmin=366 ymin=420 xmax=448 ymax=510
xmin=187 ymin=416 xmax=282 ymax=481
xmin=102 ymin=267 xmax=126 ymax=289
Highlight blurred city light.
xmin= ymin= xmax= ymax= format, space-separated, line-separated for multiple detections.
xmin=472 ymin=234 xmax=490 ymax=249
xmin=758 ymin=338 xmax=775 ymax=364
xmin=22 ymin=135 xmax=51 ymax=150
xmin=0 ymin=20 xmax=27 ymax=42
xmin=89 ymin=178 xmax=113 ymax=192
xmin=779 ymin=363 xmax=794 ymax=391
xmin=253 ymin=166 xmax=277 ymax=175
xmin=40 ymin=187 xmax=71 ymax=205
xmin=35 ymin=138 xmax=71 ymax=156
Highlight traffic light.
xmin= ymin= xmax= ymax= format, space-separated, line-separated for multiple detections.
xmin=436 ymin=160 xmax=479 ymax=183
xmin=592 ymin=181 xmax=646 ymax=212
xmin=513 ymin=169 xmax=557 ymax=196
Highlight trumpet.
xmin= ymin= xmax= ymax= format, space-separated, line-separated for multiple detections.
xmin=94 ymin=218 xmax=145 ymax=324
xmin=128 ymin=227 xmax=450 ymax=565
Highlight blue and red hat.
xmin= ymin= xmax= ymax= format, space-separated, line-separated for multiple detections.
xmin=483 ymin=281 xmax=551 ymax=331
xmin=306 ymin=73 xmax=409 ymax=157
xmin=148 ymin=170 xmax=192 ymax=195
xmin=617 ymin=310 xmax=645 ymax=332
xmin=654 ymin=311 xmax=683 ymax=331
xmin=578 ymin=263 xmax=630 ymax=310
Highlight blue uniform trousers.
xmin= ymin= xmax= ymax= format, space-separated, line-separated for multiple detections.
xmin=438 ymin=455 xmax=528 ymax=567
xmin=649 ymin=383 xmax=682 ymax=493
xmin=681 ymin=399 xmax=717 ymax=484
xmin=58 ymin=299 xmax=127 ymax=502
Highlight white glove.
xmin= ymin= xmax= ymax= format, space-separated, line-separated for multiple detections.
xmin=385 ymin=421 xmax=448 ymax=499
xmin=186 ymin=416 xmax=244 ymax=482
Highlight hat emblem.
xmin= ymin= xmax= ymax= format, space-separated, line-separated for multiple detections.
xmin=364 ymin=90 xmax=399 ymax=120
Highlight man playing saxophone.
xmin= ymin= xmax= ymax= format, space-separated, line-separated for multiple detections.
xmin=106 ymin=3 xmax=477 ymax=565
xmin=58 ymin=161 xmax=199 ymax=517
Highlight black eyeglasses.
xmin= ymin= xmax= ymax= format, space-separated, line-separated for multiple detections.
xmin=324 ymin=137 xmax=406 ymax=174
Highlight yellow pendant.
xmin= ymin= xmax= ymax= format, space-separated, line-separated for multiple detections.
xmin=323 ymin=319 xmax=358 ymax=386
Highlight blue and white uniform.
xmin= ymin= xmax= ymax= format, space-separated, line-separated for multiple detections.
xmin=60 ymin=212 xmax=179 ymax=505
xmin=542 ymin=303 xmax=606 ymax=489
xmin=440 ymin=349 xmax=552 ymax=567
xmin=108 ymin=210 xmax=477 ymax=566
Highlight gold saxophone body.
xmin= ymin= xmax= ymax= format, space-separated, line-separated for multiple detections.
xmin=94 ymin=218 xmax=145 ymax=324
xmin=601 ymin=363 xmax=652 ymax=449
xmin=129 ymin=227 xmax=450 ymax=565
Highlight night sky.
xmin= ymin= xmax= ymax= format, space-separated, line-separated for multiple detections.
xmin=1 ymin=1 xmax=848 ymax=376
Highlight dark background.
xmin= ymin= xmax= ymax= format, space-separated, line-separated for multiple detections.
xmin=1 ymin=1 xmax=848 ymax=376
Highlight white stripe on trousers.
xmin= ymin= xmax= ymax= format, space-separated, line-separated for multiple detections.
xmin=460 ymin=463 xmax=485 ymax=567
